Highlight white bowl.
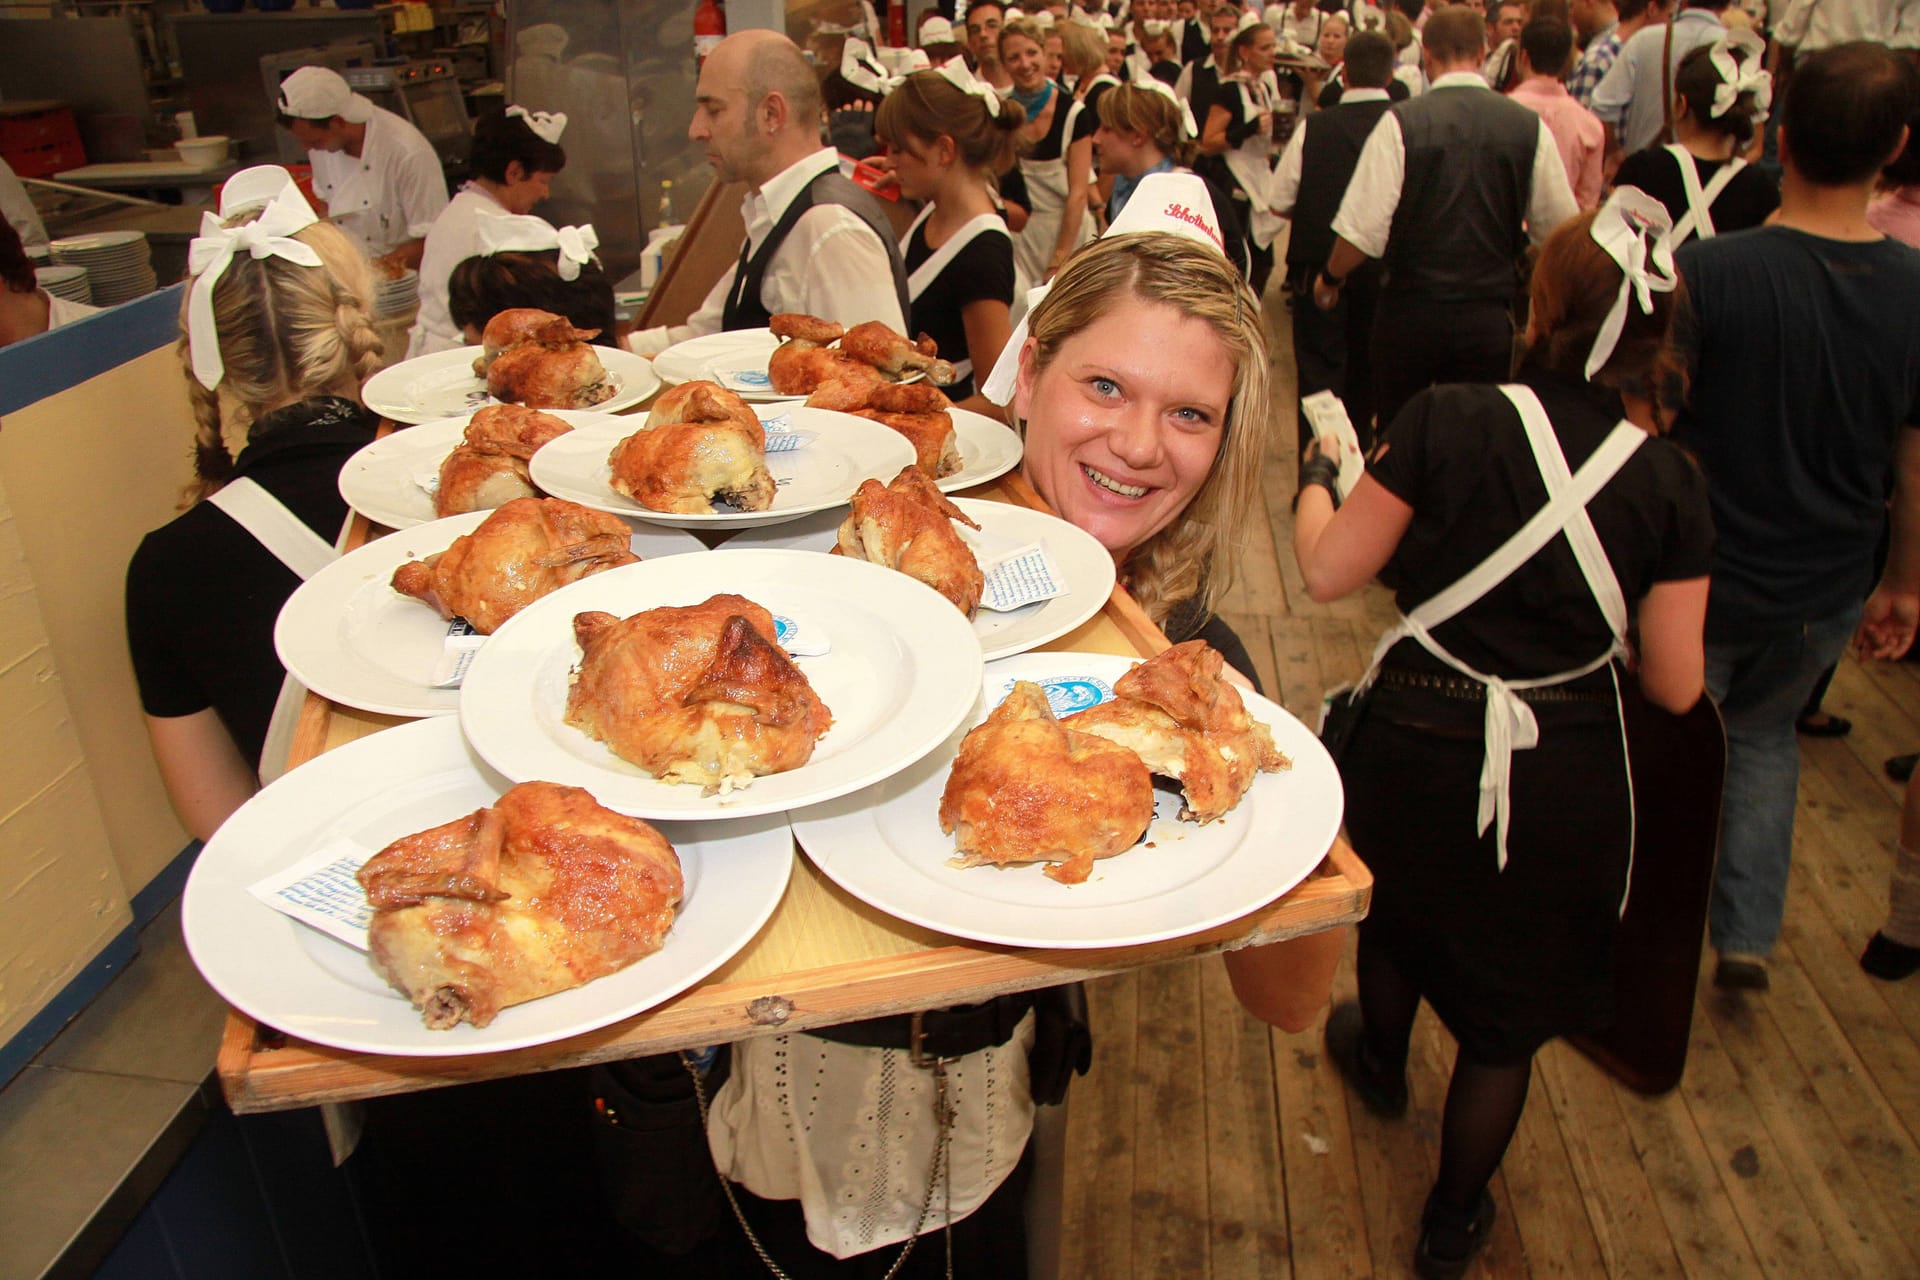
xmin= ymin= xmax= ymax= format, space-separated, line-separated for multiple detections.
xmin=175 ymin=135 xmax=231 ymax=169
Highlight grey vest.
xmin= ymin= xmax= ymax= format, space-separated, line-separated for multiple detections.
xmin=1384 ymin=86 xmax=1538 ymax=302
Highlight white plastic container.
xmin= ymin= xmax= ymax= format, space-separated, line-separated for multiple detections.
xmin=175 ymin=135 xmax=231 ymax=169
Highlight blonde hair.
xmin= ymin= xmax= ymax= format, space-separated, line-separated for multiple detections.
xmin=999 ymin=18 xmax=1049 ymax=59
xmin=174 ymin=213 xmax=382 ymax=502
xmin=1023 ymin=233 xmax=1271 ymax=624
xmin=1057 ymin=19 xmax=1109 ymax=79
xmin=1096 ymin=82 xmax=1198 ymax=165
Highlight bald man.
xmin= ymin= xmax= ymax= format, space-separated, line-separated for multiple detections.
xmin=628 ymin=30 xmax=908 ymax=353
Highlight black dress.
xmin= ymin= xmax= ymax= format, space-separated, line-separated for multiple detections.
xmin=904 ymin=216 xmax=1015 ymax=403
xmin=1612 ymin=146 xmax=1780 ymax=238
xmin=1340 ymin=366 xmax=1714 ymax=1062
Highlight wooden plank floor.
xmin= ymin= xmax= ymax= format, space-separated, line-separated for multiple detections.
xmin=1056 ymin=288 xmax=1920 ymax=1279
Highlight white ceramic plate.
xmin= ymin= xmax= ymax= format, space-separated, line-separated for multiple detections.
xmin=275 ymin=510 xmax=706 ymax=717
xmin=181 ymin=716 xmax=794 ymax=1056
xmin=526 ymin=405 xmax=917 ymax=530
xmin=361 ymin=345 xmax=661 ymax=425
xmin=652 ymin=328 xmax=790 ymax=400
xmin=459 ymin=549 xmax=984 ymax=820
xmin=718 ymin=499 xmax=1114 ymax=661
xmin=788 ymin=651 xmax=1342 ymax=949
xmin=939 ymin=410 xmax=1024 ymax=493
xmin=337 ymin=408 xmax=636 ymax=530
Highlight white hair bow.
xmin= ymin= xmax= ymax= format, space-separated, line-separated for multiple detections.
xmin=1585 ymin=185 xmax=1678 ymax=380
xmin=473 ymin=210 xmax=601 ymax=280
xmin=981 ymin=171 xmax=1227 ymax=404
xmin=504 ymin=105 xmax=568 ymax=144
xmin=186 ymin=180 xmax=322 ymax=390
xmin=1233 ymin=9 xmax=1262 ymax=35
xmin=1709 ymin=31 xmax=1771 ymax=122
xmin=938 ymin=56 xmax=1014 ymax=119
xmin=840 ymin=37 xmax=896 ymax=95
xmin=1133 ymin=74 xmax=1200 ymax=138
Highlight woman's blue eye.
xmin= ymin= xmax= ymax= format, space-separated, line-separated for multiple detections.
xmin=1090 ymin=377 xmax=1118 ymax=396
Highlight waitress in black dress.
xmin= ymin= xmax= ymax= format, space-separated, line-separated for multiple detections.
xmin=1002 ymin=18 xmax=1099 ymax=283
xmin=875 ymin=63 xmax=1024 ymax=410
xmin=1291 ymin=190 xmax=1713 ymax=1279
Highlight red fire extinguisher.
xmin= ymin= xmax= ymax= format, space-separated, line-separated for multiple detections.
xmin=694 ymin=0 xmax=726 ymax=66
xmin=887 ymin=0 xmax=906 ymax=48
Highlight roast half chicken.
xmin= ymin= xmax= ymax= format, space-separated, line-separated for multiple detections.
xmin=940 ymin=681 xmax=1154 ymax=884
xmin=564 ymin=593 xmax=832 ymax=793
xmin=835 ymin=466 xmax=983 ymax=616
xmin=434 ymin=404 xmax=573 ymax=518
xmin=846 ymin=382 xmax=962 ymax=479
xmin=357 ymin=781 xmax=683 ymax=1030
xmin=1066 ymin=641 xmax=1290 ymax=824
xmin=474 ymin=307 xmax=618 ymax=410
xmin=607 ymin=380 xmax=775 ymax=514
xmin=391 ymin=496 xmax=638 ymax=634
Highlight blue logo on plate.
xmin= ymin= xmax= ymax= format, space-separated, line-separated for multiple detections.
xmin=1002 ymin=676 xmax=1114 ymax=716
xmin=730 ymin=368 xmax=772 ymax=388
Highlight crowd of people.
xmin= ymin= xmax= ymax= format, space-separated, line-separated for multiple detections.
xmin=27 ymin=0 xmax=1910 ymax=1275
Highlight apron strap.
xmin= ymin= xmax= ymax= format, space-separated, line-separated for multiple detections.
xmin=1666 ymin=145 xmax=1745 ymax=246
xmin=906 ymin=211 xmax=1008 ymax=303
xmin=205 ymin=477 xmax=343 ymax=778
xmin=1504 ymin=384 xmax=1634 ymax=641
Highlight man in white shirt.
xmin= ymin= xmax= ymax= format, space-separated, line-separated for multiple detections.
xmin=1589 ymin=0 xmax=1730 ymax=160
xmin=275 ymin=66 xmax=448 ymax=273
xmin=1317 ymin=6 xmax=1578 ymax=429
xmin=626 ymin=30 xmax=909 ymax=355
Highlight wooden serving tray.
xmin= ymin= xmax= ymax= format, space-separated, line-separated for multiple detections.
xmin=215 ymin=470 xmax=1371 ymax=1113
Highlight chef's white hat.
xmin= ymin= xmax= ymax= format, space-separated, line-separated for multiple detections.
xmin=276 ymin=66 xmax=373 ymax=124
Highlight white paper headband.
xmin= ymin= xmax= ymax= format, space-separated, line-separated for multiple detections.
xmin=1708 ymin=31 xmax=1772 ymax=122
xmin=840 ymin=37 xmax=897 ymax=95
xmin=1586 ymin=185 xmax=1678 ymax=380
xmin=937 ymin=56 xmax=1015 ymax=119
xmin=1131 ymin=74 xmax=1200 ymax=138
xmin=504 ymin=105 xmax=568 ymax=144
xmin=473 ymin=210 xmax=601 ymax=280
xmin=980 ymin=171 xmax=1228 ymax=404
xmin=186 ymin=175 xmax=322 ymax=390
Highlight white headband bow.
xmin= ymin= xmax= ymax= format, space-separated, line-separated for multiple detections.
xmin=1132 ymin=74 xmax=1200 ymax=138
xmin=937 ymin=56 xmax=1014 ymax=119
xmin=1233 ymin=9 xmax=1262 ymax=35
xmin=1708 ymin=31 xmax=1772 ymax=122
xmin=473 ymin=210 xmax=600 ymax=280
xmin=186 ymin=176 xmax=322 ymax=390
xmin=840 ymin=37 xmax=897 ymax=95
xmin=1585 ymin=185 xmax=1678 ymax=380
xmin=981 ymin=171 xmax=1228 ymax=404
xmin=504 ymin=105 xmax=568 ymax=144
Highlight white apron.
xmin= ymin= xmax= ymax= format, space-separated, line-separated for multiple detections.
xmin=1222 ymin=74 xmax=1285 ymax=249
xmin=206 ymin=477 xmax=341 ymax=782
xmin=902 ymin=204 xmax=1011 ymax=386
xmin=1665 ymin=144 xmax=1746 ymax=246
xmin=1351 ymin=386 xmax=1645 ymax=903
xmin=1012 ymin=84 xmax=1096 ymax=284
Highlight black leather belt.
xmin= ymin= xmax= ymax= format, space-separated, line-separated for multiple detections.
xmin=1376 ymin=666 xmax=1613 ymax=704
xmin=804 ymin=995 xmax=1036 ymax=1064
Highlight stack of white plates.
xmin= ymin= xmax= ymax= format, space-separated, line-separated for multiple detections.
xmin=373 ymin=268 xmax=418 ymax=317
xmin=50 ymin=231 xmax=156 ymax=306
xmin=35 ymin=264 xmax=92 ymax=304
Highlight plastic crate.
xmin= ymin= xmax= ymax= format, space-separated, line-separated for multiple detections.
xmin=0 ymin=105 xmax=85 ymax=180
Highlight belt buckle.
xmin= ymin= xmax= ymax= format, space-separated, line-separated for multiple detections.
xmin=908 ymin=1010 xmax=957 ymax=1070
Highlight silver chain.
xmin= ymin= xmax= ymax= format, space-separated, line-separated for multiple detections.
xmin=679 ymin=1048 xmax=957 ymax=1280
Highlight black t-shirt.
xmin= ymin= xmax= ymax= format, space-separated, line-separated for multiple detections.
xmin=125 ymin=397 xmax=376 ymax=767
xmin=905 ymin=217 xmax=1016 ymax=403
xmin=1025 ymin=81 xmax=1100 ymax=163
xmin=1165 ymin=597 xmax=1264 ymax=698
xmin=1368 ymin=366 xmax=1715 ymax=678
xmin=1672 ymin=226 xmax=1920 ymax=636
xmin=1612 ymin=147 xmax=1779 ymax=238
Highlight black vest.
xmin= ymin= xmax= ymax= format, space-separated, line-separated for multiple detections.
xmin=1383 ymin=86 xmax=1538 ymax=301
xmin=1286 ymin=96 xmax=1394 ymax=271
xmin=1180 ymin=20 xmax=1210 ymax=65
xmin=721 ymin=168 xmax=911 ymax=331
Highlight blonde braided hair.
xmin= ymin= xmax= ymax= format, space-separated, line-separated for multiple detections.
xmin=175 ymin=213 xmax=382 ymax=504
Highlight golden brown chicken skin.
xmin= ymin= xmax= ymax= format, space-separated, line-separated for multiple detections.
xmin=487 ymin=341 xmax=618 ymax=410
xmin=391 ymin=496 xmax=637 ymax=634
xmin=848 ymin=382 xmax=962 ymax=478
xmin=940 ymin=681 xmax=1155 ymax=884
xmin=1066 ymin=642 xmax=1289 ymax=824
xmin=358 ymin=781 xmax=683 ymax=1030
xmin=434 ymin=404 xmax=573 ymax=518
xmin=608 ymin=380 xmax=774 ymax=513
xmin=564 ymin=594 xmax=832 ymax=793
xmin=473 ymin=308 xmax=602 ymax=375
xmin=835 ymin=466 xmax=983 ymax=616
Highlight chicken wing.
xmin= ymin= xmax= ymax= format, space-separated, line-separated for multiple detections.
xmin=608 ymin=379 xmax=774 ymax=513
xmin=391 ymin=496 xmax=637 ymax=634
xmin=434 ymin=405 xmax=573 ymax=518
xmin=487 ymin=341 xmax=619 ymax=410
xmin=358 ymin=781 xmax=683 ymax=1030
xmin=564 ymin=594 xmax=833 ymax=793
xmin=769 ymin=313 xmax=846 ymax=344
xmin=770 ymin=343 xmax=889 ymax=401
xmin=940 ymin=681 xmax=1155 ymax=884
xmin=1065 ymin=641 xmax=1289 ymax=824
xmin=838 ymin=321 xmax=958 ymax=386
xmin=835 ymin=466 xmax=983 ymax=616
